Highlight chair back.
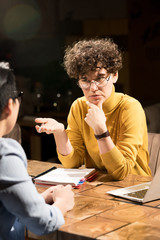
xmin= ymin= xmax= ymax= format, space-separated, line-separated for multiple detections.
xmin=148 ymin=132 xmax=160 ymax=176
xmin=144 ymin=103 xmax=160 ymax=133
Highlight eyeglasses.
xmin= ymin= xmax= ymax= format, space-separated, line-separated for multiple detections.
xmin=12 ymin=91 xmax=24 ymax=103
xmin=77 ymin=75 xmax=111 ymax=90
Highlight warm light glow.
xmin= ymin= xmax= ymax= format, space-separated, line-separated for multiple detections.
xmin=3 ymin=4 xmax=41 ymax=40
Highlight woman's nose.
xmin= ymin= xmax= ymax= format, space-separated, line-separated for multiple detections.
xmin=89 ymin=81 xmax=98 ymax=90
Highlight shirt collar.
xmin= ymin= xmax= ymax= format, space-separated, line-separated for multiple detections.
xmin=102 ymin=85 xmax=123 ymax=112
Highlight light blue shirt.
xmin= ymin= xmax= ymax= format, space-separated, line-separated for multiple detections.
xmin=0 ymin=138 xmax=64 ymax=240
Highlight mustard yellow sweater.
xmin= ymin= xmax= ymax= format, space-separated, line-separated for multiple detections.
xmin=58 ymin=87 xmax=151 ymax=180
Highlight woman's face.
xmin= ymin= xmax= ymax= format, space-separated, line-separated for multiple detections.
xmin=79 ymin=67 xmax=118 ymax=106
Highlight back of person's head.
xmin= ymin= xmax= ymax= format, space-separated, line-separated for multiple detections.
xmin=0 ymin=62 xmax=17 ymax=118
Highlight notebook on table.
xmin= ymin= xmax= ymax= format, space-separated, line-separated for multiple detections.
xmin=33 ymin=167 xmax=97 ymax=188
xmin=107 ymin=166 xmax=160 ymax=203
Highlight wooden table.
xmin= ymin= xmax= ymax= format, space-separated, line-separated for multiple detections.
xmin=26 ymin=160 xmax=160 ymax=240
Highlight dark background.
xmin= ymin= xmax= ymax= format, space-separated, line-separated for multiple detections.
xmin=1 ymin=0 xmax=160 ymax=160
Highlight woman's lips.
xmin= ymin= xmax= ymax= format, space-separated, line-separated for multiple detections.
xmin=90 ymin=95 xmax=100 ymax=99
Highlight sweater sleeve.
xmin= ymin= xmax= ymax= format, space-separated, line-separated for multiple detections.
xmin=58 ymin=99 xmax=87 ymax=168
xmin=100 ymin=99 xmax=151 ymax=180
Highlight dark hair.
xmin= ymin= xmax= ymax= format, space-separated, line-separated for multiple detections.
xmin=0 ymin=62 xmax=17 ymax=117
xmin=63 ymin=38 xmax=123 ymax=79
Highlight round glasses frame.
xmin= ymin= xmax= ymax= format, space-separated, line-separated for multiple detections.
xmin=77 ymin=75 xmax=111 ymax=90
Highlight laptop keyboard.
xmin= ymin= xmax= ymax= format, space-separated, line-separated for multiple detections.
xmin=125 ymin=189 xmax=148 ymax=199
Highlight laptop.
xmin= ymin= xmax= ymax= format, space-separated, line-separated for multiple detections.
xmin=107 ymin=166 xmax=160 ymax=203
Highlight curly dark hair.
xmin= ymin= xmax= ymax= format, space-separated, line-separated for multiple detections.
xmin=63 ymin=38 xmax=123 ymax=79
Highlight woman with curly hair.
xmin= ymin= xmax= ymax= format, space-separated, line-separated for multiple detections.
xmin=35 ymin=38 xmax=151 ymax=180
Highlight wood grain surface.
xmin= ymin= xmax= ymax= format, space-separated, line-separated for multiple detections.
xmin=27 ymin=160 xmax=160 ymax=240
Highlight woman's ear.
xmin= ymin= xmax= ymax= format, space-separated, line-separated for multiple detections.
xmin=113 ymin=72 xmax=118 ymax=83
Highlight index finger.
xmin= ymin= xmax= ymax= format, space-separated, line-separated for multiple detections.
xmin=86 ymin=100 xmax=103 ymax=110
xmin=96 ymin=100 xmax=103 ymax=110
xmin=35 ymin=118 xmax=47 ymax=123
xmin=86 ymin=101 xmax=95 ymax=108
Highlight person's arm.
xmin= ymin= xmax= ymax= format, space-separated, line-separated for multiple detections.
xmin=35 ymin=100 xmax=87 ymax=168
xmin=0 ymin=140 xmax=74 ymax=235
xmin=35 ymin=118 xmax=72 ymax=156
xmin=84 ymin=101 xmax=115 ymax=153
xmin=85 ymin=100 xmax=151 ymax=180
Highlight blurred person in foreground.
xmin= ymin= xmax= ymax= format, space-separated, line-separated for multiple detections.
xmin=0 ymin=62 xmax=74 ymax=240
xmin=35 ymin=38 xmax=151 ymax=180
